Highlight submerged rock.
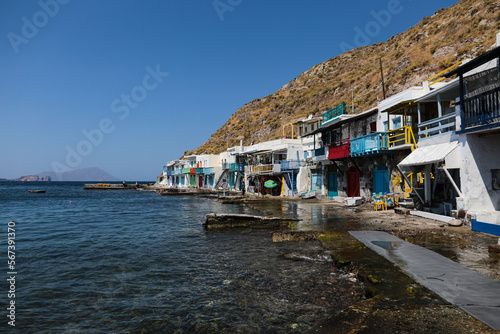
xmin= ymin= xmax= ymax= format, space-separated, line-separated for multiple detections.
xmin=283 ymin=250 xmax=333 ymax=263
xmin=488 ymin=244 xmax=500 ymax=253
xmin=203 ymin=213 xmax=297 ymax=229
xmin=272 ymin=231 xmax=325 ymax=242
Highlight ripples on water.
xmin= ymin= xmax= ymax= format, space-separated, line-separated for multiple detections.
xmin=0 ymin=182 xmax=363 ymax=333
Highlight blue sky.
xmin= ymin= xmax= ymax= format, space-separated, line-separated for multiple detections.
xmin=0 ymin=0 xmax=458 ymax=180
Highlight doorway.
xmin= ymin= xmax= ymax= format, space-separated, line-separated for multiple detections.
xmin=347 ymin=166 xmax=360 ymax=197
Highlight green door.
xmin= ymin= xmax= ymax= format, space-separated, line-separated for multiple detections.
xmin=328 ymin=172 xmax=338 ymax=197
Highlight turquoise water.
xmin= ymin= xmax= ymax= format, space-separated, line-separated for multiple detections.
xmin=0 ymin=182 xmax=362 ymax=333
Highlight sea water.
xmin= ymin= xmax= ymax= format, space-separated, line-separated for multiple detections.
xmin=0 ymin=182 xmax=361 ymax=333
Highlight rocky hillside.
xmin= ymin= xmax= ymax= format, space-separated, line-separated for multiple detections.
xmin=188 ymin=0 xmax=500 ymax=155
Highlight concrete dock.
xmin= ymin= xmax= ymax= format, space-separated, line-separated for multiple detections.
xmin=350 ymin=230 xmax=500 ymax=330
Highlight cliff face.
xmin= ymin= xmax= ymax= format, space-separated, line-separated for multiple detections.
xmin=188 ymin=0 xmax=499 ymax=155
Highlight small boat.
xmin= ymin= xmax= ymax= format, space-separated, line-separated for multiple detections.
xmin=300 ymin=191 xmax=316 ymax=199
xmin=28 ymin=190 xmax=46 ymax=194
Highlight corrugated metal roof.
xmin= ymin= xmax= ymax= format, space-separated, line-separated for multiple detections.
xmin=398 ymin=142 xmax=459 ymax=167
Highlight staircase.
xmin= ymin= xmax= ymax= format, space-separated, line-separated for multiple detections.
xmin=214 ymin=170 xmax=229 ymax=189
xmin=282 ymin=172 xmax=297 ymax=195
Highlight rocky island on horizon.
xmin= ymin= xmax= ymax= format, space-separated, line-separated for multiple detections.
xmin=4 ymin=167 xmax=119 ymax=182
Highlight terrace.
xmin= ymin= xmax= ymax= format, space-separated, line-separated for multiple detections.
xmin=244 ymin=164 xmax=281 ymax=175
xmin=350 ymin=132 xmax=390 ymax=156
xmin=281 ymin=160 xmax=304 ymax=170
xmin=328 ymin=138 xmax=350 ymax=160
xmin=322 ymin=104 xmax=346 ymax=125
xmin=417 ymin=112 xmax=457 ymax=140
xmin=445 ymin=45 xmax=500 ymax=135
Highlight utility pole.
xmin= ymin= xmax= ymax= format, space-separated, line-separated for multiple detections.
xmin=352 ymin=89 xmax=354 ymax=111
xmin=379 ymin=57 xmax=386 ymax=100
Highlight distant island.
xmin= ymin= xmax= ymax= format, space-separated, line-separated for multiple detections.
xmin=10 ymin=175 xmax=51 ymax=182
xmin=6 ymin=167 xmax=119 ymax=182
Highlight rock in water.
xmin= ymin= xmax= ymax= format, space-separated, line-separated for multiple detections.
xmin=272 ymin=231 xmax=324 ymax=242
xmin=448 ymin=219 xmax=463 ymax=227
xmin=488 ymin=244 xmax=500 ymax=253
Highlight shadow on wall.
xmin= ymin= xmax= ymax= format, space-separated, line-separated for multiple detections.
xmin=467 ymin=134 xmax=500 ymax=211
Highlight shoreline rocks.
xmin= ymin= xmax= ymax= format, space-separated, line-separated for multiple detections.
xmin=203 ymin=213 xmax=298 ymax=230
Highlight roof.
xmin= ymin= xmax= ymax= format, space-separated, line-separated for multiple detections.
xmin=398 ymin=141 xmax=459 ymax=167
xmin=305 ymin=107 xmax=378 ymax=136
xmin=445 ymin=45 xmax=500 ymax=77
xmin=378 ymin=86 xmax=428 ymax=112
xmin=415 ymin=78 xmax=460 ymax=103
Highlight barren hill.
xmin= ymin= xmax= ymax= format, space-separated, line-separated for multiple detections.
xmin=188 ymin=0 xmax=499 ymax=155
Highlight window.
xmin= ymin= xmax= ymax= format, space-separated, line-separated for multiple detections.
xmin=311 ymin=124 xmax=315 ymax=131
xmin=383 ymin=121 xmax=388 ymax=132
xmin=370 ymin=122 xmax=377 ymax=133
xmin=392 ymin=117 xmax=402 ymax=129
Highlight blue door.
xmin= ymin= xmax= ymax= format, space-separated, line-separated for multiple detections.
xmin=311 ymin=173 xmax=321 ymax=192
xmin=374 ymin=164 xmax=389 ymax=194
xmin=328 ymin=173 xmax=338 ymax=197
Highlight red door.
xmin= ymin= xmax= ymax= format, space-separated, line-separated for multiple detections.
xmin=347 ymin=166 xmax=360 ymax=197
xmin=199 ymin=176 xmax=203 ymax=188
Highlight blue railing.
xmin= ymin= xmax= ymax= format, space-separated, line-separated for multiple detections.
xmin=322 ymin=104 xmax=346 ymax=124
xmin=418 ymin=112 xmax=457 ymax=140
xmin=229 ymin=163 xmax=246 ymax=171
xmin=351 ymin=132 xmax=389 ymax=156
xmin=203 ymin=167 xmax=214 ymax=174
xmin=281 ymin=160 xmax=303 ymax=170
xmin=462 ymin=85 xmax=500 ymax=131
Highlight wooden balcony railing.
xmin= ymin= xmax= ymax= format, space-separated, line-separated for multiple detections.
xmin=351 ymin=132 xmax=389 ymax=156
xmin=328 ymin=138 xmax=350 ymax=159
xmin=462 ymin=85 xmax=500 ymax=132
xmin=418 ymin=113 xmax=457 ymax=140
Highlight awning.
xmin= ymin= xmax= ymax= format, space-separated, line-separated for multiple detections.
xmin=398 ymin=142 xmax=459 ymax=167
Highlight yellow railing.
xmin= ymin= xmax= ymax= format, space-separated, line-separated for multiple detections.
xmin=404 ymin=173 xmax=413 ymax=198
xmin=282 ymin=122 xmax=297 ymax=139
xmin=388 ymin=126 xmax=418 ymax=151
xmin=427 ymin=59 xmax=466 ymax=87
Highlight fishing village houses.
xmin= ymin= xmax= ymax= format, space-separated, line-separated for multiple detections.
xmin=158 ymin=34 xmax=500 ymax=237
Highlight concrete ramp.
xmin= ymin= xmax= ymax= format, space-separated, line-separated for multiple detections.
xmin=350 ymin=231 xmax=500 ymax=330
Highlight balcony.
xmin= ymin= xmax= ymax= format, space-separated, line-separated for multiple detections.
xmin=222 ymin=162 xmax=229 ymax=170
xmin=461 ymin=85 xmax=500 ymax=134
xmin=418 ymin=113 xmax=457 ymax=140
xmin=196 ymin=168 xmax=204 ymax=174
xmin=281 ymin=160 xmax=303 ymax=170
xmin=245 ymin=164 xmax=281 ymax=174
xmin=167 ymin=171 xmax=171 ymax=176
xmin=351 ymin=132 xmax=389 ymax=156
xmin=203 ymin=167 xmax=214 ymax=174
xmin=229 ymin=163 xmax=246 ymax=172
xmin=388 ymin=126 xmax=417 ymax=151
xmin=322 ymin=104 xmax=346 ymax=125
xmin=182 ymin=168 xmax=191 ymax=174
xmin=328 ymin=138 xmax=350 ymax=160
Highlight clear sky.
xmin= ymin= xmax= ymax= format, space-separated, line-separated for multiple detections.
xmin=0 ymin=0 xmax=458 ymax=180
